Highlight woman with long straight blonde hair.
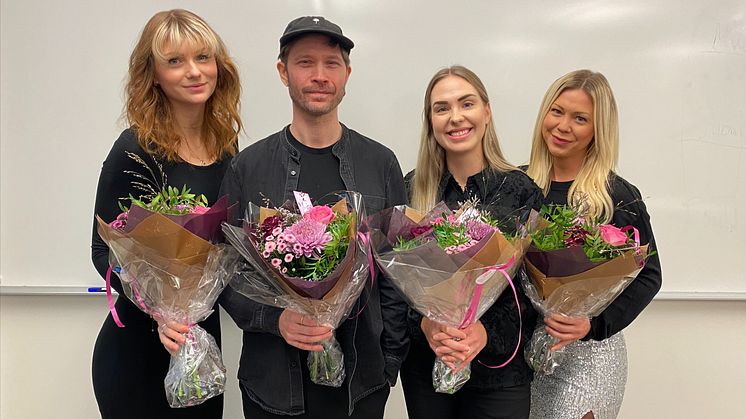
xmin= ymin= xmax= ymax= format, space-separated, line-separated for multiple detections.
xmin=90 ymin=9 xmax=241 ymax=418
xmin=401 ymin=65 xmax=542 ymax=419
xmin=525 ymin=70 xmax=662 ymax=419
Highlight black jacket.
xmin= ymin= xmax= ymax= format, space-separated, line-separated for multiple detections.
xmin=219 ymin=125 xmax=409 ymax=415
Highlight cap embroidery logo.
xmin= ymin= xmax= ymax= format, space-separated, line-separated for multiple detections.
xmin=313 ymin=18 xmax=320 ymax=24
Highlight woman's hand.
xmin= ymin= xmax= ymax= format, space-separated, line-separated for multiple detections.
xmin=421 ymin=318 xmax=467 ymax=354
xmin=422 ymin=318 xmax=487 ymax=371
xmin=157 ymin=321 xmax=189 ymax=356
xmin=438 ymin=321 xmax=487 ymax=372
xmin=544 ymin=314 xmax=591 ymax=351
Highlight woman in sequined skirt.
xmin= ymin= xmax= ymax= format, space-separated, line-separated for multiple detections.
xmin=524 ymin=70 xmax=662 ymax=419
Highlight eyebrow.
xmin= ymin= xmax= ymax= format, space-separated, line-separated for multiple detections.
xmin=551 ymin=103 xmax=591 ymax=116
xmin=293 ymin=53 xmax=343 ymax=60
xmin=432 ymin=93 xmax=478 ymax=106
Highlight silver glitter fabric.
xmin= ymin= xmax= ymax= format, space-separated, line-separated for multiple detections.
xmin=530 ymin=332 xmax=627 ymax=419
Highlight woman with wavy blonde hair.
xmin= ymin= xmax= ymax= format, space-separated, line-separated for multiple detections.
xmin=525 ymin=70 xmax=662 ymax=419
xmin=90 ymin=9 xmax=241 ymax=418
xmin=402 ymin=65 xmax=542 ymax=419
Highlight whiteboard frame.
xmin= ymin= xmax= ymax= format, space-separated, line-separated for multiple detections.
xmin=1 ymin=285 xmax=744 ymax=300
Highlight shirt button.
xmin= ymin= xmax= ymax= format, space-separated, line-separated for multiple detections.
xmin=290 ymin=362 xmax=297 ymax=367
xmin=290 ymin=170 xmax=297 ymax=176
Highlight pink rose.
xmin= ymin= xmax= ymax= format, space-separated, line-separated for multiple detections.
xmin=304 ymin=205 xmax=335 ymax=224
xmin=190 ymin=205 xmax=210 ymax=215
xmin=598 ymin=224 xmax=629 ymax=246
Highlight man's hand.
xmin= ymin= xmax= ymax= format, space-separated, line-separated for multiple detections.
xmin=279 ymin=309 xmax=333 ymax=351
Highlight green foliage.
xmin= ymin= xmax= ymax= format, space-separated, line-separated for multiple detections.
xmin=123 ymin=185 xmax=208 ymax=215
xmin=532 ymin=204 xmax=632 ymax=262
xmin=530 ymin=205 xmax=581 ymax=252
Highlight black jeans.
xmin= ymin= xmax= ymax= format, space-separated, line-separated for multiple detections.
xmin=400 ymin=365 xmax=530 ymax=419
xmin=240 ymin=363 xmax=391 ymax=419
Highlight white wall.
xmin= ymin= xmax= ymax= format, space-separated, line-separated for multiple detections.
xmin=2 ymin=0 xmax=746 ymax=296
xmin=1 ymin=296 xmax=744 ymax=418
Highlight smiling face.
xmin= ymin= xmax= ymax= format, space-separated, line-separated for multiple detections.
xmin=277 ymin=34 xmax=351 ymax=118
xmin=429 ymin=75 xmax=491 ymax=161
xmin=153 ymin=41 xmax=218 ymax=111
xmin=541 ymin=88 xmax=595 ymax=167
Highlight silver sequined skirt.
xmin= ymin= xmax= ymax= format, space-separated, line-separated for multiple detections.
xmin=530 ymin=332 xmax=627 ymax=419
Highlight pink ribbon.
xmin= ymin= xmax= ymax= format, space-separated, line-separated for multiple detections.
xmin=457 ymin=255 xmax=524 ymax=370
xmin=105 ymin=265 xmax=125 ymax=328
xmin=621 ymin=225 xmax=643 ymax=260
xmin=458 ymin=280 xmax=485 ymax=330
xmin=347 ymin=231 xmax=376 ymax=319
xmin=104 ymin=265 xmax=149 ymax=328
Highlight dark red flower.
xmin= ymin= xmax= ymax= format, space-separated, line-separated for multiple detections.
xmin=411 ymin=225 xmax=433 ymax=237
xmin=261 ymin=215 xmax=283 ymax=240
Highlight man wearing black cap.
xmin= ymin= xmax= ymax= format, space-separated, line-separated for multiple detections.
xmin=219 ymin=16 xmax=409 ymax=419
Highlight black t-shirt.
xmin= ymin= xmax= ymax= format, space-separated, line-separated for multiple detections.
xmin=286 ymin=129 xmax=345 ymax=204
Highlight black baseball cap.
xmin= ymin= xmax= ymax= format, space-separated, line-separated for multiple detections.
xmin=279 ymin=16 xmax=354 ymax=51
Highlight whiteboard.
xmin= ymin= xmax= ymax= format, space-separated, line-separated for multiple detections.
xmin=1 ymin=0 xmax=745 ymax=295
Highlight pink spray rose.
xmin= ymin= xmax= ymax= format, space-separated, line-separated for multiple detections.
xmin=598 ymin=224 xmax=629 ymax=246
xmin=190 ymin=205 xmax=210 ymax=215
xmin=304 ymin=205 xmax=335 ymax=224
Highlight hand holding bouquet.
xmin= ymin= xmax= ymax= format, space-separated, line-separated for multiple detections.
xmin=522 ymin=204 xmax=650 ymax=375
xmin=222 ymin=191 xmax=370 ymax=387
xmin=369 ymin=200 xmax=532 ymax=393
xmin=97 ymin=181 xmax=239 ymax=408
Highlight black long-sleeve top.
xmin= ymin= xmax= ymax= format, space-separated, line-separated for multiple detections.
xmin=544 ymin=175 xmax=662 ymax=340
xmin=91 ymin=128 xmax=230 ymax=293
xmin=403 ymin=168 xmax=544 ymax=389
xmin=90 ymin=128 xmax=230 ymax=418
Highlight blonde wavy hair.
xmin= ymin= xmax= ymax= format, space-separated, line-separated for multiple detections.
xmin=410 ymin=65 xmax=516 ymax=211
xmin=125 ymin=9 xmax=242 ymax=161
xmin=526 ymin=69 xmax=619 ymax=222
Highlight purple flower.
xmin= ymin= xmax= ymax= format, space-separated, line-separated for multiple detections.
xmin=465 ymin=220 xmax=495 ymax=241
xmin=284 ymin=218 xmax=333 ymax=257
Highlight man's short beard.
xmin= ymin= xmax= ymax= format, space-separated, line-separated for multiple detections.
xmin=288 ymin=82 xmax=346 ymax=116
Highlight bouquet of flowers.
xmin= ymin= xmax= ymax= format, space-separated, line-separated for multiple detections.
xmin=522 ymin=204 xmax=650 ymax=375
xmin=96 ymin=159 xmax=239 ymax=408
xmin=368 ymin=200 xmax=533 ymax=394
xmin=222 ymin=191 xmax=371 ymax=387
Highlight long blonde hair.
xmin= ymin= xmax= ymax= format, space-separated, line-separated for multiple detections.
xmin=527 ymin=69 xmax=618 ymax=222
xmin=410 ymin=65 xmax=515 ymax=211
xmin=125 ymin=9 xmax=242 ymax=161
